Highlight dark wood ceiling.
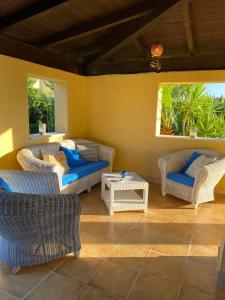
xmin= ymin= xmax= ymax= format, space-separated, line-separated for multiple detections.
xmin=0 ymin=0 xmax=225 ymax=75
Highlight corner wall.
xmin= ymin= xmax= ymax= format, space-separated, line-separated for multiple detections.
xmin=0 ymin=54 xmax=87 ymax=169
xmin=86 ymin=71 xmax=225 ymax=192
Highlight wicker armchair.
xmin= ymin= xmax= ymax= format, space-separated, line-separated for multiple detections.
xmin=0 ymin=190 xmax=80 ymax=273
xmin=158 ymin=149 xmax=225 ymax=208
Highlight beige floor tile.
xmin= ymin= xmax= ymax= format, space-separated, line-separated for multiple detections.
xmin=156 ymin=222 xmax=195 ymax=242
xmin=151 ymin=234 xmax=190 ymax=256
xmin=95 ymin=222 xmax=134 ymax=243
xmin=0 ymin=290 xmax=16 ymax=300
xmin=39 ymin=257 xmax=67 ymax=271
xmin=80 ymin=214 xmax=110 ymax=234
xmin=183 ymin=257 xmax=217 ymax=294
xmin=0 ymin=266 xmax=49 ymax=298
xmin=136 ymin=214 xmax=195 ymax=242
xmin=55 ymin=255 xmax=104 ymax=284
xmin=81 ymin=232 xmax=117 ymax=257
xmin=109 ymin=211 xmax=143 ymax=223
xmin=108 ymin=244 xmax=149 ymax=271
xmin=78 ymin=286 xmax=121 ymax=300
xmin=90 ymin=261 xmax=138 ymax=298
xmin=24 ymin=272 xmax=82 ymax=300
xmin=127 ymin=273 xmax=178 ymax=300
xmin=192 ymin=228 xmax=223 ymax=246
xmin=179 ymin=285 xmax=219 ymax=300
xmin=142 ymin=251 xmax=186 ymax=283
xmin=189 ymin=244 xmax=219 ymax=260
xmin=141 ymin=208 xmax=198 ymax=224
xmin=116 ymin=225 xmax=157 ymax=250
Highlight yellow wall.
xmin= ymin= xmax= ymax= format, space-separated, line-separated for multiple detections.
xmin=86 ymin=71 xmax=225 ymax=192
xmin=0 ymin=53 xmax=224 ymax=193
xmin=0 ymin=54 xmax=87 ymax=169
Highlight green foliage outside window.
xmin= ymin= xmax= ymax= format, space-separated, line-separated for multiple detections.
xmin=160 ymin=83 xmax=225 ymax=138
xmin=28 ymin=77 xmax=55 ymax=134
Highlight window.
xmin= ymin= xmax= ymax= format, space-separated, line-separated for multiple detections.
xmin=157 ymin=83 xmax=225 ymax=139
xmin=28 ymin=77 xmax=55 ymax=134
xmin=28 ymin=76 xmax=68 ymax=136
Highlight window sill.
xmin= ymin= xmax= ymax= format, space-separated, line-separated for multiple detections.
xmin=29 ymin=132 xmax=67 ymax=140
xmin=156 ymin=135 xmax=225 ymax=142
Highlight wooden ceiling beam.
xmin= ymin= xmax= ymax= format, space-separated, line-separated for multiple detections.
xmin=88 ymin=49 xmax=225 ymax=75
xmin=0 ymin=34 xmax=78 ymax=74
xmin=34 ymin=2 xmax=154 ymax=48
xmin=181 ymin=1 xmax=195 ymax=55
xmin=0 ymin=0 xmax=70 ymax=33
xmin=84 ymin=0 xmax=190 ymax=72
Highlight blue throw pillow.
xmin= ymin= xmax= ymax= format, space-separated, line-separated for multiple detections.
xmin=0 ymin=178 xmax=13 ymax=192
xmin=60 ymin=146 xmax=87 ymax=168
xmin=180 ymin=152 xmax=201 ymax=173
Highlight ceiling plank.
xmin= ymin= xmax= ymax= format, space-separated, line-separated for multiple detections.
xmin=84 ymin=0 xmax=190 ymax=72
xmin=35 ymin=2 xmax=154 ymax=48
xmin=0 ymin=0 xmax=70 ymax=32
xmin=136 ymin=36 xmax=149 ymax=58
xmin=0 ymin=34 xmax=78 ymax=74
xmin=181 ymin=1 xmax=195 ymax=55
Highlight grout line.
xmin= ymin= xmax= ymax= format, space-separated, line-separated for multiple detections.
xmin=125 ymin=271 xmax=141 ymax=300
xmin=20 ymin=270 xmax=54 ymax=300
xmin=77 ymin=285 xmax=124 ymax=300
xmin=0 ymin=288 xmax=18 ymax=300
xmin=20 ymin=258 xmax=68 ymax=300
xmin=176 ymin=228 xmax=196 ymax=300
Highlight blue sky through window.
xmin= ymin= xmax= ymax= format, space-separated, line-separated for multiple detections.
xmin=205 ymin=83 xmax=225 ymax=97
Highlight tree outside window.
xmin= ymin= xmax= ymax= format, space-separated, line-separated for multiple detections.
xmin=160 ymin=83 xmax=225 ymax=138
xmin=28 ymin=77 xmax=55 ymax=134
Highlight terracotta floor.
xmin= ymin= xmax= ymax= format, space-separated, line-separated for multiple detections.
xmin=0 ymin=184 xmax=225 ymax=300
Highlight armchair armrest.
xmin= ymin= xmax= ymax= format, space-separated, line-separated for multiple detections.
xmin=192 ymin=159 xmax=225 ymax=203
xmin=158 ymin=152 xmax=187 ymax=176
xmin=98 ymin=144 xmax=115 ymax=170
xmin=0 ymin=170 xmax=61 ymax=194
xmin=17 ymin=149 xmax=61 ymax=174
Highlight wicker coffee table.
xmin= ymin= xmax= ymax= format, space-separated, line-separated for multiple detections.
xmin=101 ymin=172 xmax=149 ymax=215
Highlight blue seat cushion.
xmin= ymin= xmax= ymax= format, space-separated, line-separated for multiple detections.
xmin=62 ymin=160 xmax=109 ymax=187
xmin=60 ymin=146 xmax=87 ymax=168
xmin=180 ymin=152 xmax=201 ymax=173
xmin=166 ymin=172 xmax=195 ymax=187
xmin=0 ymin=178 xmax=13 ymax=192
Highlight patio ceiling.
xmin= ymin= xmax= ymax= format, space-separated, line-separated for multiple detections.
xmin=0 ymin=0 xmax=225 ymax=75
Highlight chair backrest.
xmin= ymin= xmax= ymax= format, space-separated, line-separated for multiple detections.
xmin=173 ymin=149 xmax=224 ymax=161
xmin=20 ymin=142 xmax=61 ymax=159
xmin=0 ymin=191 xmax=78 ymax=242
xmin=19 ymin=139 xmax=95 ymax=160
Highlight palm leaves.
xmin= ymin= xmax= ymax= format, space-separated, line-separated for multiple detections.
xmin=160 ymin=83 xmax=225 ymax=138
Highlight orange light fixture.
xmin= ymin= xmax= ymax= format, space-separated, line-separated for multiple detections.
xmin=150 ymin=42 xmax=164 ymax=57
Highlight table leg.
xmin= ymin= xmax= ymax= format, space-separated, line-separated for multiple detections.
xmin=143 ymin=187 xmax=148 ymax=213
xmin=109 ymin=188 xmax=114 ymax=215
xmin=101 ymin=176 xmax=105 ymax=201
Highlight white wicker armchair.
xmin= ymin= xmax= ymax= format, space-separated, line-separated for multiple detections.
xmin=158 ymin=149 xmax=225 ymax=208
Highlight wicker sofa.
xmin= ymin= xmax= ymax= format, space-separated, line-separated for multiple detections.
xmin=158 ymin=149 xmax=225 ymax=208
xmin=15 ymin=139 xmax=115 ymax=194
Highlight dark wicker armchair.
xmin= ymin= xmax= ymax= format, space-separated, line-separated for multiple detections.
xmin=0 ymin=191 xmax=80 ymax=273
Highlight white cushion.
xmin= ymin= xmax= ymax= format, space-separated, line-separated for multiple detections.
xmin=185 ymin=155 xmax=216 ymax=178
xmin=77 ymin=143 xmax=99 ymax=161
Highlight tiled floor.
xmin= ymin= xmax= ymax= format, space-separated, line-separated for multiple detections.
xmin=0 ymin=184 xmax=225 ymax=300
